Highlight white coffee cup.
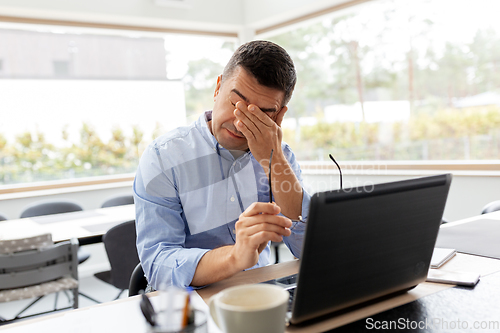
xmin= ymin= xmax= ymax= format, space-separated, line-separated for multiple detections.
xmin=208 ymin=284 xmax=288 ymax=333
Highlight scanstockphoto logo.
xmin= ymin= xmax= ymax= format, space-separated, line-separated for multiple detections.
xmin=259 ymin=172 xmax=375 ymax=194
xmin=305 ymin=176 xmax=376 ymax=194
xmin=366 ymin=317 xmax=500 ymax=331
xmin=305 ymin=161 xmax=390 ymax=176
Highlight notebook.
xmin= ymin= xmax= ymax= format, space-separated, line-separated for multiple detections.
xmin=430 ymin=248 xmax=456 ymax=268
xmin=265 ymin=174 xmax=452 ymax=325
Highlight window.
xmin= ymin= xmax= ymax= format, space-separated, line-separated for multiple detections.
xmin=0 ymin=23 xmax=236 ymax=185
xmin=264 ymin=0 xmax=500 ymax=162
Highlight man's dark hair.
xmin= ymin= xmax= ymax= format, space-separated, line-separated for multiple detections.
xmin=222 ymin=40 xmax=296 ymax=108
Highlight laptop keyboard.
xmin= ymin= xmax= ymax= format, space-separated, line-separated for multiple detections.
xmin=287 ymin=287 xmax=296 ymax=312
xmin=261 ymin=273 xmax=298 ymax=312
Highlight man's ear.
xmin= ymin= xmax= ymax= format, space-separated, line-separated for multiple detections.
xmin=213 ymin=75 xmax=222 ymax=101
xmin=275 ymin=106 xmax=288 ymax=127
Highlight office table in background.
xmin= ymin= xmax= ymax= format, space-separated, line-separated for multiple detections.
xmin=0 ymin=204 xmax=135 ymax=245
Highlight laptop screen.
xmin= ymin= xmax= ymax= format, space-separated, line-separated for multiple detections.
xmin=290 ymin=174 xmax=452 ymax=324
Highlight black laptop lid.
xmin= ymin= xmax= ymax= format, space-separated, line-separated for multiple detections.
xmin=291 ymin=174 xmax=452 ymax=324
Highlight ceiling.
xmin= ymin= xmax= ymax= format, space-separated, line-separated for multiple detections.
xmin=0 ymin=0 xmax=368 ymax=38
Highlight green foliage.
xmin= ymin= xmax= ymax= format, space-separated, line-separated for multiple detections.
xmin=182 ymin=56 xmax=227 ymax=121
xmin=0 ymin=123 xmax=145 ymax=185
xmin=284 ymin=105 xmax=500 ymax=161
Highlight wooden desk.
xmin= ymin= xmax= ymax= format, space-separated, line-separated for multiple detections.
xmin=0 ymin=204 xmax=135 ymax=244
xmin=2 ymin=212 xmax=500 ymax=332
xmin=197 ymin=254 xmax=500 ymax=332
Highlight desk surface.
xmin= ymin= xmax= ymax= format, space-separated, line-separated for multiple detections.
xmin=0 ymin=204 xmax=135 ymax=244
xmin=1 ymin=212 xmax=500 ymax=332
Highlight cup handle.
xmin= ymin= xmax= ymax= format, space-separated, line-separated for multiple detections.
xmin=208 ymin=296 xmax=221 ymax=330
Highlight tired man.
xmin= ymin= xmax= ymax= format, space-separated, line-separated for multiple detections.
xmin=134 ymin=40 xmax=310 ymax=289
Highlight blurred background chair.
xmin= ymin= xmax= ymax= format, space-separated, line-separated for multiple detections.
xmin=94 ymin=220 xmax=139 ymax=300
xmin=19 ymin=200 xmax=91 ymax=265
xmin=0 ymin=234 xmax=79 ymax=323
xmin=481 ymin=200 xmax=500 ymax=215
xmin=0 ymin=213 xmax=7 ymax=221
xmin=20 ymin=200 xmax=83 ymax=219
xmin=128 ymin=263 xmax=148 ymax=297
xmin=19 ymin=200 xmax=97 ymax=303
xmin=101 ymin=194 xmax=134 ymax=208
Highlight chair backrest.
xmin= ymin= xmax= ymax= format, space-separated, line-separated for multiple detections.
xmin=0 ymin=233 xmax=53 ymax=254
xmin=128 ymin=263 xmax=148 ymax=296
xmin=0 ymin=212 xmax=7 ymax=221
xmin=0 ymin=236 xmax=78 ymax=289
xmin=482 ymin=200 xmax=500 ymax=215
xmin=20 ymin=200 xmax=83 ymax=218
xmin=102 ymin=220 xmax=140 ymax=290
xmin=101 ymin=195 xmax=134 ymax=208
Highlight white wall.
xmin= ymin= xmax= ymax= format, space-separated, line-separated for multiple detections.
xmin=303 ymin=173 xmax=500 ymax=222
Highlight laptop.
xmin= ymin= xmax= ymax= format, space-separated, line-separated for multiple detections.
xmin=265 ymin=174 xmax=452 ymax=325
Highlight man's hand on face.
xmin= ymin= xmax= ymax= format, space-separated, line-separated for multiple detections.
xmin=233 ymin=101 xmax=287 ymax=169
xmin=231 ymin=202 xmax=292 ymax=270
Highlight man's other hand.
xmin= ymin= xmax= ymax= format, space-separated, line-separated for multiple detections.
xmin=231 ymin=202 xmax=292 ymax=270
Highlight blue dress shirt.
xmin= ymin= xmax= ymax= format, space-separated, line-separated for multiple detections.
xmin=133 ymin=111 xmax=311 ymax=289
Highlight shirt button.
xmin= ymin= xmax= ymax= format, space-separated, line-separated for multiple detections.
xmin=233 ymin=229 xmax=236 ymax=234
xmin=230 ymin=196 xmax=235 ymax=202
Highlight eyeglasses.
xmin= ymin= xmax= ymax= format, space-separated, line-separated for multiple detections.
xmin=268 ymin=149 xmax=274 ymax=204
xmin=329 ymin=154 xmax=343 ymax=190
xmin=267 ymin=151 xmax=343 ymax=228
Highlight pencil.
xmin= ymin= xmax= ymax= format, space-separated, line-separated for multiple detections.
xmin=181 ymin=291 xmax=190 ymax=328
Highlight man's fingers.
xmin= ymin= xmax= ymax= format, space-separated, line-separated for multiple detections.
xmin=247 ymin=104 xmax=276 ymax=127
xmin=242 ymin=229 xmax=286 ymax=244
xmin=236 ymin=101 xmax=275 ymax=128
xmin=240 ymin=202 xmax=280 ymax=217
xmin=234 ymin=103 xmax=261 ymax=137
xmin=275 ymin=106 xmax=287 ymax=127
xmin=241 ymin=222 xmax=292 ymax=238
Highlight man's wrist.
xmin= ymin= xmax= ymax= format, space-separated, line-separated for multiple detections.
xmin=259 ymin=148 xmax=286 ymax=173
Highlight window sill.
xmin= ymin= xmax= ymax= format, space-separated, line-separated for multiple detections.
xmin=300 ymin=160 xmax=500 ymax=177
xmin=0 ymin=174 xmax=134 ymax=200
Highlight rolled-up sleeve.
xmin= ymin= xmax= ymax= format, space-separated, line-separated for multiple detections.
xmin=133 ymin=144 xmax=209 ymax=289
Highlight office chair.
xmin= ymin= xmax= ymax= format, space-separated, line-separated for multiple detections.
xmin=19 ymin=200 xmax=97 ymax=303
xmin=481 ymin=200 xmax=500 ymax=215
xmin=0 ymin=212 xmax=7 ymax=221
xmin=0 ymin=234 xmax=79 ymax=323
xmin=101 ymin=194 xmax=134 ymax=208
xmin=20 ymin=200 xmax=84 ymax=219
xmin=128 ymin=263 xmax=148 ymax=297
xmin=94 ymin=220 xmax=140 ymax=300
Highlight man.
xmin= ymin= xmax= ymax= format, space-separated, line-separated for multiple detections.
xmin=133 ymin=40 xmax=311 ymax=289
